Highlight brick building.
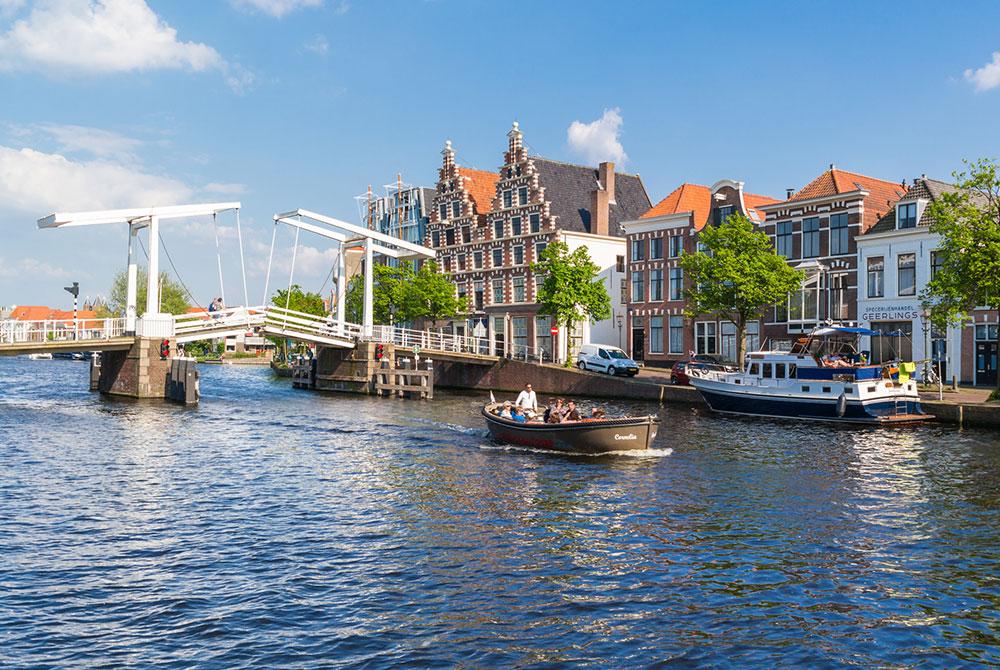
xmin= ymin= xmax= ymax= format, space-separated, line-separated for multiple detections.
xmin=621 ymin=180 xmax=777 ymax=367
xmin=425 ymin=122 xmax=651 ymax=360
xmin=758 ymin=165 xmax=907 ymax=349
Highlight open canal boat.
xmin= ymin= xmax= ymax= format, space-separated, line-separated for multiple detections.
xmin=688 ymin=326 xmax=932 ymax=424
xmin=482 ymin=403 xmax=660 ymax=454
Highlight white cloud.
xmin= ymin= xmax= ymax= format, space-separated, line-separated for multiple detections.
xmin=566 ymin=107 xmax=628 ymax=165
xmin=303 ymin=34 xmax=328 ymax=56
xmin=203 ymin=182 xmax=248 ymax=195
xmin=0 ymin=144 xmax=192 ymax=214
xmin=34 ymin=123 xmax=143 ymax=161
xmin=250 ymin=241 xmax=338 ymax=279
xmin=0 ymin=0 xmax=26 ymax=17
xmin=965 ymin=52 xmax=1000 ymax=92
xmin=232 ymin=0 xmax=323 ymax=18
xmin=0 ymin=257 xmax=74 ymax=279
xmin=0 ymin=0 xmax=223 ymax=73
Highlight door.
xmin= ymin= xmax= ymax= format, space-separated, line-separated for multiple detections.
xmin=976 ymin=342 xmax=998 ymax=387
xmin=631 ymin=328 xmax=645 ymax=362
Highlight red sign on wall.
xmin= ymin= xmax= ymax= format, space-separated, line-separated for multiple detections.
xmin=550 ymin=327 xmax=558 ymax=335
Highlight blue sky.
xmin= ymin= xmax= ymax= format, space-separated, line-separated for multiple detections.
xmin=2 ymin=0 xmax=1000 ymax=308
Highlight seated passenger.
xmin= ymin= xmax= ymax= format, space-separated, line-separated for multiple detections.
xmin=561 ymin=400 xmax=581 ymax=422
xmin=500 ymin=401 xmax=513 ymax=419
xmin=589 ymin=407 xmax=606 ymax=420
xmin=511 ymin=407 xmax=527 ymax=423
xmin=545 ymin=398 xmax=566 ymax=423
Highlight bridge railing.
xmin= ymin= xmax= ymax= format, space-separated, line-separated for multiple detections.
xmin=0 ymin=317 xmax=126 ymax=345
xmin=173 ymin=306 xmax=263 ymax=339
xmin=365 ymin=325 xmax=551 ymax=363
xmin=264 ymin=306 xmax=363 ymax=341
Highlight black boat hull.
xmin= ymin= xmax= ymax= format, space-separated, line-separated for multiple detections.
xmin=482 ymin=405 xmax=659 ymax=454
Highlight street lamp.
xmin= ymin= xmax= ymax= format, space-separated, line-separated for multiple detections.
xmin=920 ymin=308 xmax=931 ymax=383
xmin=616 ymin=313 xmax=624 ymax=349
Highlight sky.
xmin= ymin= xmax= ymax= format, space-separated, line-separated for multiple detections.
xmin=2 ymin=0 xmax=1000 ymax=309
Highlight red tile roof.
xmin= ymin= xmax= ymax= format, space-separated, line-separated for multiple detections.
xmin=743 ymin=192 xmax=781 ymax=221
xmin=458 ymin=167 xmax=499 ymax=214
xmin=641 ymin=183 xmax=712 ymax=229
xmin=10 ymin=306 xmax=98 ymax=327
xmin=785 ymin=168 xmax=907 ymax=231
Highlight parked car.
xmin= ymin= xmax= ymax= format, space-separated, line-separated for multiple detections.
xmin=670 ymin=356 xmax=731 ymax=386
xmin=576 ymin=344 xmax=640 ymax=376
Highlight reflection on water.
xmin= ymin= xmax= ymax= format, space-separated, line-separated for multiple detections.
xmin=2 ymin=359 xmax=999 ymax=667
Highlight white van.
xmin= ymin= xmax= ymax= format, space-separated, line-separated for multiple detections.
xmin=576 ymin=344 xmax=640 ymax=377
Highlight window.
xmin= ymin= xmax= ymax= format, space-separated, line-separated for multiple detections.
xmin=631 ymin=271 xmax=645 ymax=302
xmin=631 ymin=238 xmax=645 ymax=261
xmin=762 ymin=363 xmax=772 ymax=378
xmin=828 ymin=273 xmax=849 ymax=320
xmin=830 ymin=213 xmax=849 ymax=255
xmin=457 ymin=283 xmax=467 ymax=302
xmin=898 ymin=202 xmax=917 ymax=229
xmin=695 ymin=322 xmax=717 ymax=355
xmin=721 ymin=322 xmax=737 ymax=363
xmin=775 ymin=363 xmax=785 ymax=378
xmin=536 ymin=274 xmax=546 ymax=299
xmin=616 ymin=255 xmax=625 ymax=273
xmin=535 ymin=242 xmax=547 ymax=259
xmin=512 ymin=276 xmax=525 ymax=302
xmin=802 ymin=217 xmax=819 ymax=258
xmin=452 ymin=201 xmax=461 ymax=219
xmin=431 ymin=230 xmax=440 ymax=247
xmin=669 ymin=235 xmax=683 ymax=258
xmin=439 ymin=203 xmax=447 ymax=221
xmin=462 ymin=227 xmax=471 ymax=244
xmin=867 ymin=256 xmax=884 ymax=298
xmin=473 ymin=251 xmax=483 ymax=269
xmin=750 ymin=363 xmax=760 ymax=376
xmin=931 ymin=251 xmax=943 ymax=279
xmin=535 ymin=315 xmax=552 ymax=361
xmin=474 ymin=281 xmax=484 ymax=310
xmin=513 ymin=245 xmax=524 ymax=265
xmin=649 ymin=269 xmax=663 ymax=301
xmin=776 ymin=221 xmax=794 ymax=257
xmin=492 ymin=248 xmax=503 ymax=267
xmin=530 ymin=213 xmax=540 ymax=233
xmin=650 ymin=316 xmax=664 ymax=353
xmin=669 ymin=268 xmax=683 ymax=300
xmin=503 ymin=190 xmax=512 ymax=208
xmin=620 ymin=277 xmax=627 ymax=303
xmin=494 ymin=220 xmax=504 ymax=239
xmin=512 ymin=317 xmax=528 ymax=352
xmin=492 ymin=278 xmax=504 ymax=304
xmin=511 ymin=216 xmax=522 ymax=236
xmin=897 ymin=253 xmax=916 ymax=296
xmin=669 ymin=316 xmax=684 ymax=353
xmin=870 ymin=321 xmax=913 ymax=364
xmin=442 ymin=256 xmax=451 ymax=272
xmin=650 ymin=237 xmax=663 ymax=260
xmin=714 ymin=205 xmax=735 ymax=225
xmin=457 ymin=254 xmax=466 ymax=271
xmin=445 ymin=229 xmax=455 ymax=246
xmin=518 ymin=186 xmax=528 ymax=206
xmin=746 ymin=322 xmax=760 ymax=353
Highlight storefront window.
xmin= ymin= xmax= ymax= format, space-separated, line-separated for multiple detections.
xmin=869 ymin=321 xmax=913 ymax=363
xmin=512 ymin=317 xmax=528 ymax=355
xmin=535 ymin=316 xmax=552 ymax=361
xmin=720 ymin=322 xmax=737 ymax=362
xmin=695 ymin=321 xmax=717 ymax=355
xmin=650 ymin=316 xmax=664 ymax=353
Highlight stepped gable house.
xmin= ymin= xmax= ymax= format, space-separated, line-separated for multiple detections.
xmin=621 ymin=180 xmax=778 ymax=366
xmin=425 ymin=122 xmax=651 ymax=359
xmin=758 ymin=165 xmax=907 ymax=348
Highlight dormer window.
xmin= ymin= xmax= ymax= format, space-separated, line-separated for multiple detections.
xmin=714 ymin=205 xmax=735 ymax=226
xmin=898 ymin=202 xmax=917 ymax=229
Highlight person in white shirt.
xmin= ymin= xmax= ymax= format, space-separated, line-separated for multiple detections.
xmin=515 ymin=383 xmax=538 ymax=414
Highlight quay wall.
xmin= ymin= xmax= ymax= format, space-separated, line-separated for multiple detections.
xmin=432 ymin=359 xmax=1000 ymax=429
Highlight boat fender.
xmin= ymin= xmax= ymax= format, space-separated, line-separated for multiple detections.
xmin=837 ymin=392 xmax=847 ymax=418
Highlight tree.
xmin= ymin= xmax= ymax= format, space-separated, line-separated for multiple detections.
xmin=406 ymin=261 xmax=465 ymax=324
xmin=270 ymin=284 xmax=326 ymax=316
xmin=531 ymin=240 xmax=611 ymax=366
xmin=680 ymin=214 xmax=804 ymax=365
xmin=343 ymin=261 xmax=464 ymax=326
xmin=108 ymin=267 xmax=191 ymax=316
xmin=921 ymin=158 xmax=1000 ymax=400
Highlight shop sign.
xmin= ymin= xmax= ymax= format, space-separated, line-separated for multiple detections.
xmin=860 ymin=303 xmax=921 ymax=321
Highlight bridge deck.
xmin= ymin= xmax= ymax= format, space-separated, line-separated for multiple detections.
xmin=0 ymin=337 xmax=135 ymax=357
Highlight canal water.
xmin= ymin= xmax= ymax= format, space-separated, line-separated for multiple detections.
xmin=2 ymin=358 xmax=999 ymax=668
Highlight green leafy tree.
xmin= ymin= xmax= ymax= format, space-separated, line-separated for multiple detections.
xmin=921 ymin=158 xmax=1000 ymax=399
xmin=406 ymin=261 xmax=465 ymax=324
xmin=343 ymin=262 xmax=463 ymax=326
xmin=681 ymin=214 xmax=804 ymax=365
xmin=531 ymin=240 xmax=611 ymax=366
xmin=271 ymin=284 xmax=326 ymax=316
xmin=108 ymin=267 xmax=191 ymax=316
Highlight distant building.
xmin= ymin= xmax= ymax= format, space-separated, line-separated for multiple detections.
xmin=857 ymin=176 xmax=997 ymax=386
xmin=758 ymin=166 xmax=907 ymax=348
xmin=425 ymin=122 xmax=651 ymax=360
xmin=357 ymin=177 xmax=435 ymax=266
xmin=621 ymin=180 xmax=778 ymax=366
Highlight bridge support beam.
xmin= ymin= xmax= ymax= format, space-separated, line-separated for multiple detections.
xmin=362 ymin=238 xmax=373 ymax=337
xmin=126 ymin=224 xmax=138 ymax=335
xmin=97 ymin=337 xmax=175 ymax=399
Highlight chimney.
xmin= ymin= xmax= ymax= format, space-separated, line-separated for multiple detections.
xmin=786 ymin=188 xmax=795 ymax=199
xmin=592 ymin=162 xmax=615 ymax=236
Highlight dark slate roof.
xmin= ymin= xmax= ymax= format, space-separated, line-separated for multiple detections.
xmin=531 ymin=157 xmax=651 ymax=236
xmin=419 ymin=188 xmax=437 ymax=216
xmin=867 ymin=177 xmax=959 ymax=234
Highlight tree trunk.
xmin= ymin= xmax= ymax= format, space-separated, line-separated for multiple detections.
xmin=735 ymin=318 xmax=746 ymax=370
xmin=564 ymin=318 xmax=574 ymax=367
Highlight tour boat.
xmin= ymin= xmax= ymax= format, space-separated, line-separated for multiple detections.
xmin=482 ymin=403 xmax=660 ymax=454
xmin=687 ymin=326 xmax=931 ymax=424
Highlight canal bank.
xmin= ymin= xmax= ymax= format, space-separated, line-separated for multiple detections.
xmin=432 ymin=358 xmax=1000 ymax=429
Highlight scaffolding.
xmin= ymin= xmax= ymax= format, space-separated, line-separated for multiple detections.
xmin=355 ymin=175 xmax=431 ymax=262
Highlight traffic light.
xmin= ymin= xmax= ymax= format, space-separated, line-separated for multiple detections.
xmin=159 ymin=339 xmax=170 ymax=360
xmin=374 ymin=344 xmax=384 ymax=360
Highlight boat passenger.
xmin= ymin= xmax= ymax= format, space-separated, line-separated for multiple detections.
xmin=545 ymin=398 xmax=565 ymax=423
xmin=511 ymin=407 xmax=528 ymax=423
xmin=561 ymin=400 xmax=581 ymax=423
xmin=515 ymin=383 xmax=538 ymax=413
xmin=500 ymin=401 xmax=513 ymax=419
xmin=589 ymin=407 xmax=606 ymax=420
